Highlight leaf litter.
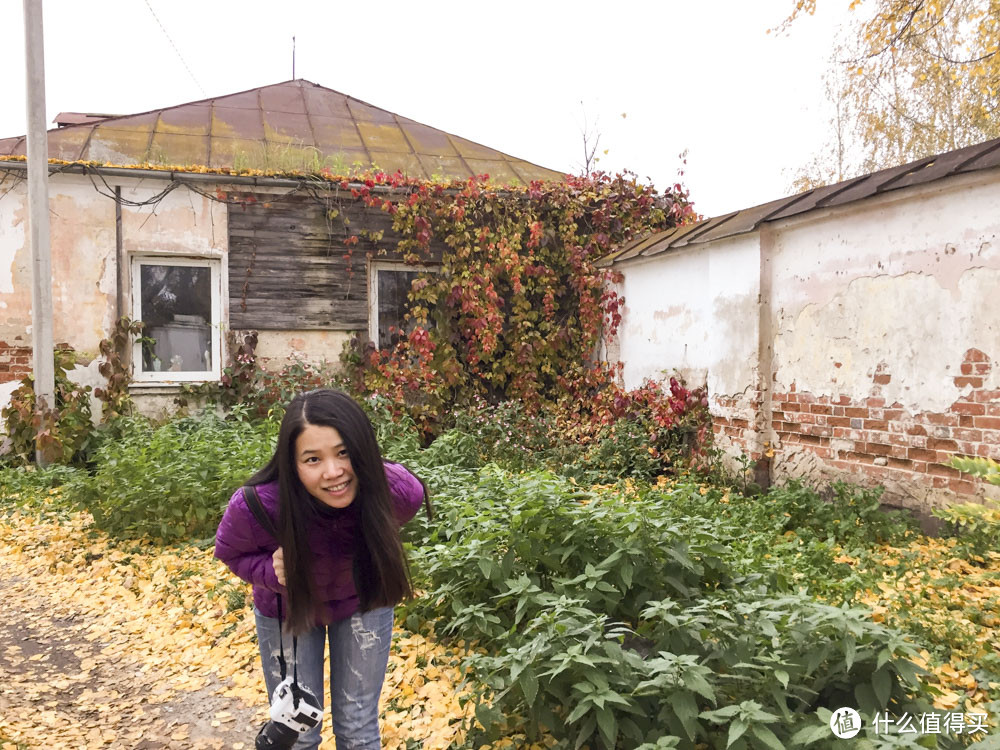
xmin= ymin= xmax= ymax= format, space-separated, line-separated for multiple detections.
xmin=0 ymin=493 xmax=477 ymax=749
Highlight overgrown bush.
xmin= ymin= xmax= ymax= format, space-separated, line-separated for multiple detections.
xmin=65 ymin=409 xmax=277 ymax=541
xmin=400 ymin=466 xmax=934 ymax=749
xmin=1 ymin=349 xmax=93 ymax=465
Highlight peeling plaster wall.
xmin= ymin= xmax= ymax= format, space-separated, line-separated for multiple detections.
xmin=770 ymin=175 xmax=1000 ymax=413
xmin=618 ymin=233 xmax=759 ymax=394
xmin=614 ymin=168 xmax=1000 ymax=513
xmin=255 ymin=330 xmax=353 ymax=371
xmin=0 ymin=173 xmax=362 ymax=421
xmin=617 ymin=232 xmax=761 ymax=452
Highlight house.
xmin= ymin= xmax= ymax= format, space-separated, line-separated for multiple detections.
xmin=0 ymin=79 xmax=565 ymax=415
xmin=605 ymin=137 xmax=1000 ymax=515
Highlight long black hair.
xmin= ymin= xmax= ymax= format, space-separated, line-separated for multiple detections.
xmin=248 ymin=389 xmax=429 ymax=635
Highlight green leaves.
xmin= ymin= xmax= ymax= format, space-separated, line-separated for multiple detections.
xmin=62 ymin=412 xmax=277 ymax=541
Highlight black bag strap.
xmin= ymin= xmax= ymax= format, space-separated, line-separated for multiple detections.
xmin=243 ymin=484 xmax=296 ymax=689
xmin=242 ymin=484 xmax=277 ymax=539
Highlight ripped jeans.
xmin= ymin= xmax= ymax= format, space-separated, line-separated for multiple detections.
xmin=254 ymin=605 xmax=394 ymax=750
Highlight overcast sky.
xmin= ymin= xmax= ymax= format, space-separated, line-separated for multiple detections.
xmin=2 ymin=0 xmax=850 ymax=218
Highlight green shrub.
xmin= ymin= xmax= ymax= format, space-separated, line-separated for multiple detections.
xmin=932 ymin=500 xmax=1000 ymax=557
xmin=401 ymin=467 xmax=936 ymax=749
xmin=0 ymin=463 xmax=84 ymax=513
xmin=65 ymin=411 xmax=277 ymax=541
xmin=1 ymin=349 xmax=93 ymax=465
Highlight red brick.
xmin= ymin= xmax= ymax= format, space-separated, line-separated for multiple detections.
xmin=810 ymin=404 xmax=832 ymax=415
xmin=928 ymin=463 xmax=960 ymax=478
xmin=832 ymin=406 xmax=846 ymax=416
xmin=845 ymin=407 xmax=868 ymax=418
xmin=798 ymin=411 xmax=817 ymax=425
xmin=909 ymin=447 xmax=937 ymax=462
xmin=974 ymin=416 xmax=1000 ymax=430
xmin=931 ymin=476 xmax=950 ymax=489
xmin=887 ymin=457 xmax=913 ymax=470
xmin=828 ymin=416 xmax=851 ymax=428
xmin=948 ymin=479 xmax=977 ymax=495
xmin=798 ymin=392 xmax=817 ymax=404
xmin=846 ymin=452 xmax=875 ymax=464
xmin=960 ymin=414 xmax=975 ymax=427
xmin=864 ymin=419 xmax=888 ymax=431
xmin=977 ymin=443 xmax=1000 ymax=458
xmin=883 ymin=409 xmax=905 ymax=421
xmin=961 ymin=362 xmax=974 ymax=375
xmin=925 ymin=412 xmax=961 ymax=425
xmin=928 ymin=438 xmax=958 ymax=451
xmin=910 ymin=460 xmax=928 ymax=473
xmin=964 ymin=348 xmax=989 ymax=363
xmin=973 ymin=362 xmax=991 ymax=375
xmin=954 ymin=376 xmax=984 ymax=389
xmin=868 ymin=443 xmax=892 ymax=456
xmin=989 ymin=404 xmax=1000 ymax=417
xmin=873 ymin=374 xmax=891 ymax=385
xmin=836 ymin=395 xmax=852 ymax=405
xmin=955 ymin=441 xmax=979 ymax=455
xmin=952 ymin=427 xmax=983 ymax=442
xmin=866 ymin=397 xmax=886 ymax=408
xmin=905 ymin=424 xmax=928 ymax=436
xmin=975 ymin=390 xmax=1000 ymax=403
xmin=784 ymin=402 xmax=803 ymax=412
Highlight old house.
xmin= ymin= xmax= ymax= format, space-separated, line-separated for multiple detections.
xmin=0 ymin=79 xmax=564 ymax=414
xmin=606 ymin=137 xmax=1000 ymax=514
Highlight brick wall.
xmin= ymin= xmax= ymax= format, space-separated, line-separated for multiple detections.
xmin=0 ymin=342 xmax=33 ymax=384
xmin=713 ymin=394 xmax=762 ymax=459
xmin=769 ymin=349 xmax=998 ymax=497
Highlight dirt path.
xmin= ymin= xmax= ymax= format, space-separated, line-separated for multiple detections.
xmin=0 ymin=505 xmax=475 ymax=750
xmin=0 ymin=509 xmax=267 ymax=749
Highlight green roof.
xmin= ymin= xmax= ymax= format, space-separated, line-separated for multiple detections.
xmin=0 ymin=79 xmax=566 ymax=184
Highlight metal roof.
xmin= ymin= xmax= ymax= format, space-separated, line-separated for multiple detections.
xmin=0 ymin=79 xmax=566 ymax=184
xmin=606 ymin=135 xmax=1000 ymax=265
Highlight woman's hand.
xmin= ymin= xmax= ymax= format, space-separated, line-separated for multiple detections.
xmin=272 ymin=547 xmax=286 ymax=587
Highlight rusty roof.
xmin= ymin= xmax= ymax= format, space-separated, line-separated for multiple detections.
xmin=0 ymin=79 xmax=565 ymax=184
xmin=606 ymin=135 xmax=1000 ymax=265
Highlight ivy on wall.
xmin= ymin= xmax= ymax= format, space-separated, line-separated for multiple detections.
xmin=341 ymin=170 xmax=701 ymax=436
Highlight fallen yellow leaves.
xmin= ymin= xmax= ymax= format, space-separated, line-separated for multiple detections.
xmin=855 ymin=537 xmax=1000 ymax=723
xmin=0 ymin=505 xmax=478 ymax=748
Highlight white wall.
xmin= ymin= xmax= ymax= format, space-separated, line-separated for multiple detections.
xmin=618 ymin=233 xmax=760 ymax=393
xmin=613 ymin=168 xmax=1000 ymax=510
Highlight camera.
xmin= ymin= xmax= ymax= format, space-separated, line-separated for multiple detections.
xmin=255 ymin=677 xmax=323 ymax=749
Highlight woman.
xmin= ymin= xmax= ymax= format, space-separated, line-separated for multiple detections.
xmin=215 ymin=389 xmax=430 ymax=750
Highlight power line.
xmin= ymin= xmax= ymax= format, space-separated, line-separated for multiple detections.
xmin=143 ymin=0 xmax=206 ymax=96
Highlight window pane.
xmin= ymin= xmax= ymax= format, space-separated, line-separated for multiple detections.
xmin=377 ymin=270 xmax=420 ymax=348
xmin=140 ymin=264 xmax=213 ymax=372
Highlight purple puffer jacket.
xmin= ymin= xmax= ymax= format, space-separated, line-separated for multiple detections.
xmin=214 ymin=461 xmax=425 ymax=623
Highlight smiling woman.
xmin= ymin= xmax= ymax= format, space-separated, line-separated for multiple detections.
xmin=214 ymin=389 xmax=432 ymax=750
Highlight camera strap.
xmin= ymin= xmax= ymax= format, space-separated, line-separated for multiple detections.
xmin=243 ymin=485 xmax=302 ymax=704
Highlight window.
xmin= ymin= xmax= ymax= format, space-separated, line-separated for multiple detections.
xmin=131 ymin=257 xmax=221 ymax=382
xmin=368 ymin=262 xmax=435 ymax=349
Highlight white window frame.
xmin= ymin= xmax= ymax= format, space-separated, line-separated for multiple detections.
xmin=131 ymin=256 xmax=222 ymax=383
xmin=368 ymin=261 xmax=436 ymax=348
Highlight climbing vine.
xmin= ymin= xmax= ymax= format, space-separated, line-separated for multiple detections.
xmin=342 ymin=170 xmax=704 ymax=440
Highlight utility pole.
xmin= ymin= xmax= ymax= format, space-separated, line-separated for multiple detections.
xmin=23 ymin=0 xmax=55 ymax=466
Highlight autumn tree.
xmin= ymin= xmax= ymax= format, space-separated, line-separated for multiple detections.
xmin=783 ymin=0 xmax=1000 ymax=191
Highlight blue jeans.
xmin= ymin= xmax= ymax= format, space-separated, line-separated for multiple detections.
xmin=254 ymin=605 xmax=394 ymax=750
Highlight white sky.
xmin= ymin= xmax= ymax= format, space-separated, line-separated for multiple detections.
xmin=1 ymin=0 xmax=850 ymax=218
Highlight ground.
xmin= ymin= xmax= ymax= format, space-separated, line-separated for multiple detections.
xmin=0 ymin=499 xmax=476 ymax=750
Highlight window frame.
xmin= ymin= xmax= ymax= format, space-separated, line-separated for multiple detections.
xmin=130 ymin=256 xmax=222 ymax=383
xmin=367 ymin=261 xmax=436 ymax=349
